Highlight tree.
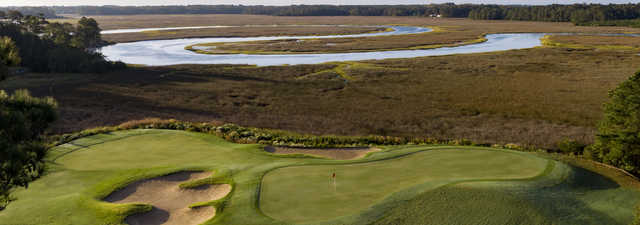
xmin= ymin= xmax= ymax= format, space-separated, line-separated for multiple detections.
xmin=591 ymin=71 xmax=640 ymax=174
xmin=44 ymin=22 xmax=74 ymax=46
xmin=0 ymin=36 xmax=21 ymax=81
xmin=72 ymin=17 xmax=102 ymax=49
xmin=1 ymin=17 xmax=123 ymax=74
xmin=0 ymin=90 xmax=57 ymax=209
xmin=6 ymin=10 xmax=23 ymax=22
xmin=0 ymin=11 xmax=6 ymax=19
xmin=21 ymin=14 xmax=48 ymax=33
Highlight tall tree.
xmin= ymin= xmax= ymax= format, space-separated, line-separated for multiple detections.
xmin=0 ymin=90 xmax=57 ymax=209
xmin=72 ymin=17 xmax=101 ymax=49
xmin=591 ymin=71 xmax=640 ymax=174
xmin=21 ymin=14 xmax=48 ymax=34
xmin=44 ymin=22 xmax=74 ymax=46
xmin=1 ymin=16 xmax=123 ymax=73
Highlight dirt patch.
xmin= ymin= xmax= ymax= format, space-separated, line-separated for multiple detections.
xmin=104 ymin=171 xmax=231 ymax=225
xmin=264 ymin=146 xmax=380 ymax=160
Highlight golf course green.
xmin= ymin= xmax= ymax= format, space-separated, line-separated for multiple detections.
xmin=0 ymin=129 xmax=638 ymax=225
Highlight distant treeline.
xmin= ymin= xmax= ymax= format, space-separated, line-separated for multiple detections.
xmin=5 ymin=4 xmax=640 ymax=25
xmin=49 ymin=5 xmax=245 ymax=15
xmin=0 ymin=7 xmax=58 ymax=18
xmin=22 ymin=4 xmax=638 ymax=24
xmin=576 ymin=18 xmax=640 ymax=28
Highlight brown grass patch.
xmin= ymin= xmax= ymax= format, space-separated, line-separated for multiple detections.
xmin=264 ymin=146 xmax=380 ymax=160
xmin=103 ymin=26 xmax=386 ymax=43
xmin=104 ymin=171 xmax=231 ymax=225
xmin=545 ymin=35 xmax=640 ymax=50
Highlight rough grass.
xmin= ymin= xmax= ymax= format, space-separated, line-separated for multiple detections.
xmin=0 ymin=129 xmax=637 ymax=225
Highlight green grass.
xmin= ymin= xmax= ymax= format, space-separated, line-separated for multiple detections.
xmin=261 ymin=149 xmax=548 ymax=223
xmin=374 ymin=161 xmax=640 ymax=225
xmin=0 ymin=129 xmax=638 ymax=225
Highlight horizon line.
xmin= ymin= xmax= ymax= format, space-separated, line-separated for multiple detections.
xmin=2 ymin=2 xmax=639 ymax=7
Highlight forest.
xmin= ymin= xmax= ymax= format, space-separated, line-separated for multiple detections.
xmin=0 ymin=7 xmax=58 ymax=18
xmin=0 ymin=12 xmax=124 ymax=78
xmin=9 ymin=3 xmax=640 ymax=24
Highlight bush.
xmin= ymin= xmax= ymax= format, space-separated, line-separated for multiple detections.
xmin=556 ymin=139 xmax=587 ymax=155
xmin=52 ymin=118 xmax=459 ymax=149
xmin=0 ymin=89 xmax=57 ymax=209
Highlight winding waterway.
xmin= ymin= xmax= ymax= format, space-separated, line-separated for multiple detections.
xmin=99 ymin=25 xmax=544 ymax=66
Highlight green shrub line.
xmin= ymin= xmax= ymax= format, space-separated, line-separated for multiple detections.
xmin=45 ymin=118 xmax=639 ymax=179
xmin=47 ymin=118 xmax=533 ymax=150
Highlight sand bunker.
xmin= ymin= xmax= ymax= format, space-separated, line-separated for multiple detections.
xmin=104 ymin=171 xmax=231 ymax=225
xmin=264 ymin=146 xmax=380 ymax=160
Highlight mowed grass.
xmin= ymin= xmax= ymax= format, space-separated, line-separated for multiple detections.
xmin=373 ymin=159 xmax=640 ymax=225
xmin=0 ymin=129 xmax=638 ymax=225
xmin=0 ymin=129 xmax=263 ymax=225
xmin=261 ymin=149 xmax=548 ymax=223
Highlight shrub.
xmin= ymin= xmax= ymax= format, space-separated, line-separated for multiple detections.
xmin=556 ymin=138 xmax=587 ymax=155
xmin=0 ymin=89 xmax=57 ymax=209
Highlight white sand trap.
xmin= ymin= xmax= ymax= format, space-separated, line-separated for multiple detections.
xmin=264 ymin=146 xmax=381 ymax=160
xmin=104 ymin=171 xmax=231 ymax=225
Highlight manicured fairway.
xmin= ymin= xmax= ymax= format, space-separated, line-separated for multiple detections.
xmin=260 ymin=149 xmax=549 ymax=223
xmin=0 ymin=129 xmax=638 ymax=225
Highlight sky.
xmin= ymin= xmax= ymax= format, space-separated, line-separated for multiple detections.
xmin=2 ymin=0 xmax=640 ymax=7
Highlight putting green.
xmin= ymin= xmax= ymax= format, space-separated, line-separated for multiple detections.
xmin=260 ymin=149 xmax=549 ymax=223
xmin=0 ymin=129 xmax=637 ymax=225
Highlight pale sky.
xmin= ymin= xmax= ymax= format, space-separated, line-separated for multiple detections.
xmin=2 ymin=0 xmax=640 ymax=7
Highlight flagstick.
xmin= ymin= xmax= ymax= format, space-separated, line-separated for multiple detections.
xmin=333 ymin=172 xmax=337 ymax=192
